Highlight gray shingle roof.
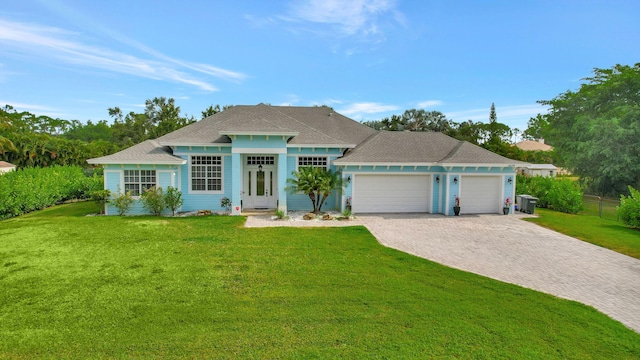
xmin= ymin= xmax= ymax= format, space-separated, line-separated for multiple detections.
xmin=157 ymin=104 xmax=376 ymax=146
xmin=87 ymin=140 xmax=185 ymax=165
xmin=333 ymin=131 xmax=527 ymax=166
xmin=88 ymin=104 xmax=525 ymax=167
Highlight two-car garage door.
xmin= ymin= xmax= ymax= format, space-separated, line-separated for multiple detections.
xmin=460 ymin=176 xmax=501 ymax=214
xmin=352 ymin=175 xmax=430 ymax=213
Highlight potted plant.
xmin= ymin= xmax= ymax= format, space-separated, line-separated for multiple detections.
xmin=345 ymin=196 xmax=352 ymax=212
xmin=453 ymin=196 xmax=460 ymax=216
xmin=503 ymin=197 xmax=511 ymax=215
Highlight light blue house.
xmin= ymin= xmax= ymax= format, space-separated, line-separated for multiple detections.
xmin=88 ymin=104 xmax=524 ymax=216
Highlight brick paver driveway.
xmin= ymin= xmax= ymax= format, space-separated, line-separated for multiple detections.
xmin=357 ymin=213 xmax=640 ymax=333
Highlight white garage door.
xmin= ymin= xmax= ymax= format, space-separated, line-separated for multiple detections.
xmin=460 ymin=176 xmax=501 ymax=214
xmin=353 ymin=175 xmax=430 ymax=213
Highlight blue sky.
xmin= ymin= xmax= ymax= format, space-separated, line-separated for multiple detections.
xmin=1 ymin=0 xmax=639 ymax=133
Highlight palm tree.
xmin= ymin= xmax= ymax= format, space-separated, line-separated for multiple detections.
xmin=286 ymin=166 xmax=344 ymax=214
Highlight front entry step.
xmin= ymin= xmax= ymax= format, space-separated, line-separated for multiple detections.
xmin=242 ymin=208 xmax=276 ymax=216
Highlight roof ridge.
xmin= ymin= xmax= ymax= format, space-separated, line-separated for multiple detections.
xmin=271 ymin=106 xmax=346 ymax=144
xmin=439 ymin=139 xmax=466 ymax=162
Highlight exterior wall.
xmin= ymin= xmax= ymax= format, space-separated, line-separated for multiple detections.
xmin=339 ymin=165 xmax=443 ymax=214
xmin=286 ymin=147 xmax=344 ymax=212
xmin=103 ymin=164 xmax=179 ymax=215
xmin=172 ymin=146 xmax=233 ymax=213
xmin=339 ymin=165 xmax=516 ymax=216
xmin=447 ymin=167 xmax=516 ymax=215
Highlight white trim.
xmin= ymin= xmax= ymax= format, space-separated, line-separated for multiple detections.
xmin=287 ymin=144 xmax=356 ymax=148
xmin=174 ymin=152 xmax=231 ymax=157
xmin=219 ymin=130 xmax=299 ymax=136
xmin=232 ymin=147 xmax=287 ymax=154
xmin=296 ymin=155 xmax=329 ymax=171
xmin=334 ymin=162 xmax=438 ymax=167
xmin=439 ymin=163 xmax=521 ymax=168
xmin=87 ymin=159 xmax=185 ymax=165
xmin=158 ymin=142 xmax=232 ymax=147
xmin=187 ymin=155 xmax=225 ymax=195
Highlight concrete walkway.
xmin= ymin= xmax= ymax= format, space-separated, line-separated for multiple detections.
xmin=245 ymin=213 xmax=640 ymax=333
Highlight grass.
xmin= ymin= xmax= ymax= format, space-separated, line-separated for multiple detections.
xmin=526 ymin=208 xmax=640 ymax=259
xmin=1 ymin=203 xmax=639 ymax=359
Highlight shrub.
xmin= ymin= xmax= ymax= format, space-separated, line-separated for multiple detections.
xmin=164 ymin=186 xmax=183 ymax=216
xmin=0 ymin=166 xmax=99 ymax=219
xmin=618 ymin=186 xmax=640 ymax=229
xmin=547 ymin=178 xmax=583 ymax=213
xmin=110 ymin=190 xmax=134 ymax=216
xmin=140 ymin=187 xmax=165 ymax=216
xmin=90 ymin=190 xmax=111 ymax=215
xmin=220 ymin=197 xmax=232 ymax=215
xmin=274 ymin=208 xmax=287 ymax=220
xmin=516 ymin=175 xmax=583 ymax=214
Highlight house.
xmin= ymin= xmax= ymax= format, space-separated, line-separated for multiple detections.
xmin=517 ymin=163 xmax=558 ymax=177
xmin=88 ymin=104 xmax=525 ymax=216
xmin=514 ymin=139 xmax=553 ymax=152
xmin=0 ymin=161 xmax=16 ymax=174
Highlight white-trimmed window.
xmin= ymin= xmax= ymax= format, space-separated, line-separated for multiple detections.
xmin=247 ymin=156 xmax=274 ymax=165
xmin=298 ymin=156 xmax=327 ymax=170
xmin=191 ymin=156 xmax=222 ymax=191
xmin=124 ymin=170 xmax=156 ymax=196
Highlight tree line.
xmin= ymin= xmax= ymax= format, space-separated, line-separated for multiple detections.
xmin=362 ymin=104 xmax=556 ymax=165
xmin=0 ymin=98 xmax=227 ymax=168
xmin=3 ymin=62 xmax=636 ymax=197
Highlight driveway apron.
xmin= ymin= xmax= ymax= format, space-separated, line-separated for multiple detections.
xmin=357 ymin=213 xmax=640 ymax=333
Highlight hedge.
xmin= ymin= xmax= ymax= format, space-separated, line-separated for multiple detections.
xmin=0 ymin=166 xmax=102 ymax=220
xmin=516 ymin=175 xmax=583 ymax=214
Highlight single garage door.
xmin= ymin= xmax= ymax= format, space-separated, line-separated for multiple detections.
xmin=460 ymin=176 xmax=501 ymax=214
xmin=353 ymin=174 xmax=430 ymax=213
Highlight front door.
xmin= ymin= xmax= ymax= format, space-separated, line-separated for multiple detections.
xmin=244 ymin=156 xmax=277 ymax=209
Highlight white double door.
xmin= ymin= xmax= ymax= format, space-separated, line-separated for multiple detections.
xmin=244 ymin=164 xmax=277 ymax=209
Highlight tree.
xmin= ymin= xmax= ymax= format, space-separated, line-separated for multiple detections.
xmin=480 ymin=103 xmax=511 ymax=153
xmin=376 ymin=109 xmax=453 ymax=133
xmin=536 ymin=63 xmax=640 ymax=196
xmin=144 ymin=97 xmax=195 ymax=138
xmin=285 ymin=166 xmax=344 ymax=214
xmin=201 ymin=104 xmax=221 ymax=119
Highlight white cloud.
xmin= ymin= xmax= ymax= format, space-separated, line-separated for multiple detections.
xmin=445 ymin=104 xmax=549 ymax=130
xmin=338 ymin=102 xmax=399 ymax=116
xmin=0 ymin=101 xmax=65 ymax=117
xmin=0 ymin=19 xmax=247 ymax=91
xmin=284 ymin=0 xmax=403 ymax=38
xmin=417 ymin=100 xmax=443 ymax=108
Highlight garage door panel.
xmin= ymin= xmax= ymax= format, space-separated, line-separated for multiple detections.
xmin=354 ymin=175 xmax=430 ymax=213
xmin=460 ymin=176 xmax=500 ymax=214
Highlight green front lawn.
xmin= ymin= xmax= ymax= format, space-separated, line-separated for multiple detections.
xmin=1 ymin=202 xmax=639 ymax=358
xmin=526 ymin=208 xmax=640 ymax=259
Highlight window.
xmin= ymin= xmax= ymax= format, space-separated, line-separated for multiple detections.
xmin=247 ymin=156 xmax=274 ymax=165
xmin=124 ymin=170 xmax=156 ymax=196
xmin=191 ymin=156 xmax=222 ymax=191
xmin=298 ymin=156 xmax=327 ymax=170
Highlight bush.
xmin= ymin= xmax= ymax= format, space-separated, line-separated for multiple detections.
xmin=618 ymin=186 xmax=640 ymax=229
xmin=547 ymin=178 xmax=583 ymax=213
xmin=110 ymin=190 xmax=134 ymax=216
xmin=140 ymin=187 xmax=165 ymax=216
xmin=164 ymin=186 xmax=183 ymax=216
xmin=90 ymin=190 xmax=111 ymax=215
xmin=0 ymin=166 xmax=100 ymax=219
xmin=516 ymin=175 xmax=583 ymax=214
xmin=220 ymin=197 xmax=232 ymax=215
